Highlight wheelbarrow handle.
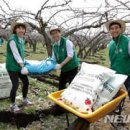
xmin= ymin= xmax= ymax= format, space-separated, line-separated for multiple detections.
xmin=113 ymin=97 xmax=126 ymax=115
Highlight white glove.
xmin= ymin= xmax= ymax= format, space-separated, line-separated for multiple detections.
xmin=21 ymin=67 xmax=29 ymax=75
xmin=55 ymin=64 xmax=62 ymax=70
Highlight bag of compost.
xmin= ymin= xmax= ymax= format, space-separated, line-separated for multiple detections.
xmin=61 ymin=62 xmax=115 ymax=113
xmin=93 ymin=74 xmax=127 ymax=110
xmin=0 ymin=63 xmax=12 ymax=99
xmin=21 ymin=58 xmax=57 ymax=75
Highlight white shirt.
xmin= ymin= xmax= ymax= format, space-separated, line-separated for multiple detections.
xmin=9 ymin=39 xmax=23 ymax=64
xmin=128 ymin=41 xmax=130 ymax=55
xmin=52 ymin=39 xmax=74 ymax=60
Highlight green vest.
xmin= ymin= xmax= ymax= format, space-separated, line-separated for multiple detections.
xmin=6 ymin=34 xmax=24 ymax=72
xmin=109 ymin=34 xmax=130 ymax=75
xmin=52 ymin=37 xmax=79 ymax=72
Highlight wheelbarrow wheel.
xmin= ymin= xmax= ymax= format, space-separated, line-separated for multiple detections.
xmin=66 ymin=118 xmax=90 ymax=130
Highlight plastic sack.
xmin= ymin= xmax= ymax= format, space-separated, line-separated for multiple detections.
xmin=0 ymin=63 xmax=11 ymax=83
xmin=24 ymin=58 xmax=57 ymax=75
xmin=0 ymin=63 xmax=8 ymax=75
xmin=0 ymin=63 xmax=12 ymax=99
xmin=61 ymin=62 xmax=115 ymax=113
xmin=93 ymin=74 xmax=127 ymax=110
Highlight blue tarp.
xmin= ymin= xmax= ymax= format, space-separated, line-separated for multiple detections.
xmin=24 ymin=58 xmax=57 ymax=75
xmin=0 ymin=38 xmax=4 ymax=46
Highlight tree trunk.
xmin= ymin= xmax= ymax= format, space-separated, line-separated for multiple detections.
xmin=33 ymin=43 xmax=37 ymax=52
xmin=41 ymin=30 xmax=52 ymax=57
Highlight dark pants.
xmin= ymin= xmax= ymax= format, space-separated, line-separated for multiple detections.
xmin=59 ymin=67 xmax=78 ymax=90
xmin=8 ymin=71 xmax=29 ymax=103
xmin=124 ymin=76 xmax=130 ymax=99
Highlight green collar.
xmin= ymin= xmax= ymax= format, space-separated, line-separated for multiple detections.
xmin=113 ymin=34 xmax=122 ymax=44
xmin=15 ymin=34 xmax=24 ymax=44
xmin=54 ymin=37 xmax=64 ymax=47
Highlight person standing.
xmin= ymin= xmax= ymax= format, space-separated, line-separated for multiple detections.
xmin=50 ymin=27 xmax=80 ymax=90
xmin=106 ymin=20 xmax=130 ymax=99
xmin=42 ymin=27 xmax=79 ymax=115
xmin=6 ymin=22 xmax=32 ymax=112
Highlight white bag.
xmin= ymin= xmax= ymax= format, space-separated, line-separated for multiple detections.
xmin=93 ymin=74 xmax=128 ymax=110
xmin=0 ymin=63 xmax=8 ymax=75
xmin=0 ymin=63 xmax=12 ymax=99
xmin=61 ymin=62 xmax=115 ymax=113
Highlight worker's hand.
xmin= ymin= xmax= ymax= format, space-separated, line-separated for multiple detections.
xmin=19 ymin=63 xmax=24 ymax=68
xmin=55 ymin=64 xmax=62 ymax=70
xmin=21 ymin=67 xmax=29 ymax=75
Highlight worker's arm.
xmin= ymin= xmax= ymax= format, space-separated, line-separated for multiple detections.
xmin=60 ymin=56 xmax=72 ymax=67
xmin=9 ymin=40 xmax=24 ymax=68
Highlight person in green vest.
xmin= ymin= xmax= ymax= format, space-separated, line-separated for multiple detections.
xmin=106 ymin=20 xmax=130 ymax=99
xmin=43 ymin=27 xmax=79 ymax=115
xmin=6 ymin=22 xmax=32 ymax=112
xmin=50 ymin=27 xmax=80 ymax=90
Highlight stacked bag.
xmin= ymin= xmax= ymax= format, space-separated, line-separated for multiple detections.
xmin=0 ymin=63 xmax=12 ymax=99
xmin=61 ymin=62 xmax=127 ymax=113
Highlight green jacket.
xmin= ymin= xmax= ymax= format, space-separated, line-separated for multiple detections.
xmin=6 ymin=34 xmax=24 ymax=72
xmin=109 ymin=34 xmax=130 ymax=75
xmin=52 ymin=37 xmax=79 ymax=72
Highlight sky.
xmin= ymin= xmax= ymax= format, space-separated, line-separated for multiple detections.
xmin=7 ymin=0 xmax=105 ymax=12
xmin=1 ymin=0 xmax=130 ymax=34
xmin=0 ymin=0 xmax=106 ymax=30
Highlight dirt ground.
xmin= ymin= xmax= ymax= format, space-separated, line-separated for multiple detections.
xmin=0 ymin=44 xmax=130 ymax=130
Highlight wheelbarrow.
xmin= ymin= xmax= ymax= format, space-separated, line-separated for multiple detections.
xmin=48 ymin=88 xmax=128 ymax=130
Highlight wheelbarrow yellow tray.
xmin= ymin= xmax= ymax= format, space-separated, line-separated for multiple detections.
xmin=48 ymin=89 xmax=127 ymax=123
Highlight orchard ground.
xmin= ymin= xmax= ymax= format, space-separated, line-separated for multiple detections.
xmin=0 ymin=42 xmax=130 ymax=130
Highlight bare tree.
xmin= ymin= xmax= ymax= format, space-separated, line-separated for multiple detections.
xmin=0 ymin=0 xmax=130 ymax=58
